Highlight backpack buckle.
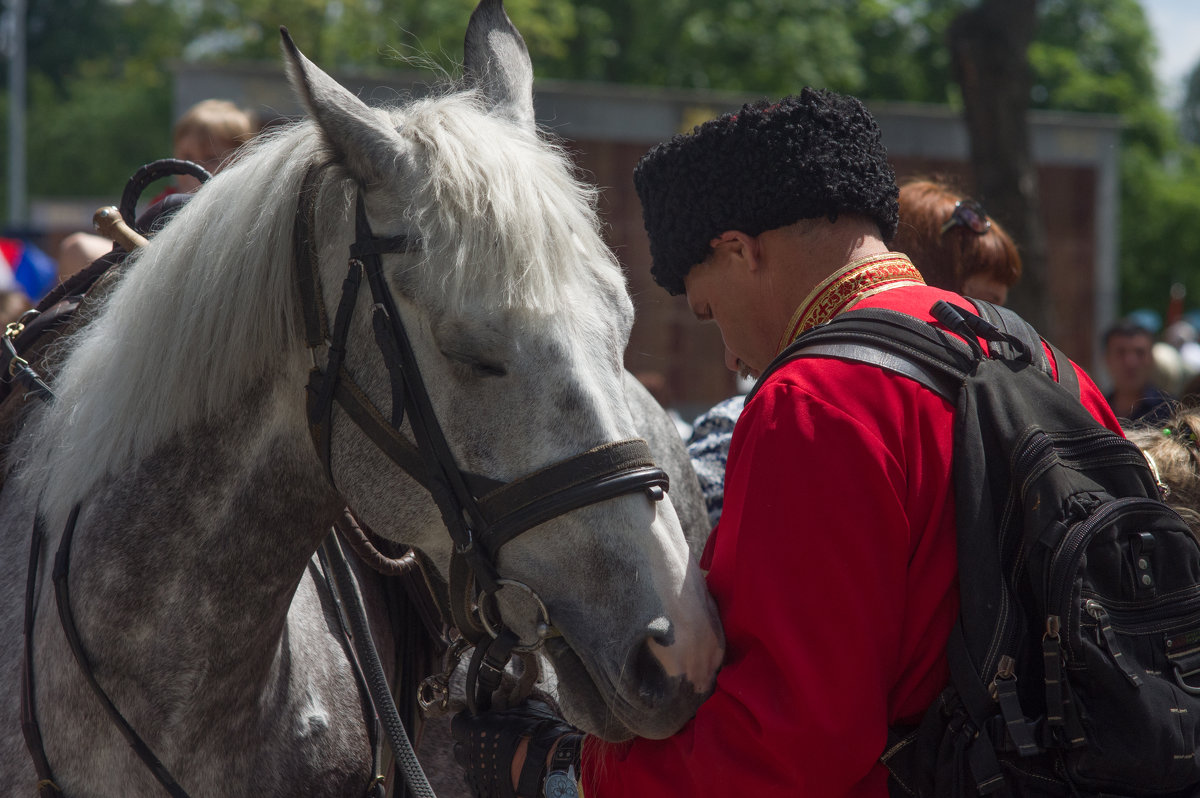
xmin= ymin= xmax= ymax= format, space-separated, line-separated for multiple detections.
xmin=1166 ymin=638 xmax=1200 ymax=695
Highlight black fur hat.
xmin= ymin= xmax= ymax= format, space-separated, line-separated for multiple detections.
xmin=633 ymin=88 xmax=899 ymax=296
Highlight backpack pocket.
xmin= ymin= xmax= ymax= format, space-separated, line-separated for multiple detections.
xmin=1051 ymin=500 xmax=1200 ymax=793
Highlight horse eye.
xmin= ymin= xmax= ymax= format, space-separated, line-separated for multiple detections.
xmin=471 ymin=361 xmax=506 ymax=378
xmin=443 ymin=350 xmax=506 ymax=378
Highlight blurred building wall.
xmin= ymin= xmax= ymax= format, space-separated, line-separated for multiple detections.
xmin=176 ymin=63 xmax=1121 ymax=417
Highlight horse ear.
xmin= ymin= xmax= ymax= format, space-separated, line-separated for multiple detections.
xmin=280 ymin=27 xmax=407 ymax=185
xmin=462 ymin=0 xmax=536 ymax=130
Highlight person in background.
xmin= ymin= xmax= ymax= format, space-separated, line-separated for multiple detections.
xmin=891 ymin=178 xmax=1021 ymax=305
xmin=159 ymin=99 xmax=258 ymax=195
xmin=685 ymin=393 xmax=745 ymax=528
xmin=1104 ymin=318 xmax=1173 ymax=424
xmin=56 ymin=99 xmax=258 ymax=280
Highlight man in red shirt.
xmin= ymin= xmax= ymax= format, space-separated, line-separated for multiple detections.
xmin=453 ymin=88 xmax=1120 ymax=797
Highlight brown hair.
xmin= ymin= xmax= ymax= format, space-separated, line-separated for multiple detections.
xmin=892 ymin=178 xmax=1021 ymax=293
xmin=1125 ymin=406 xmax=1200 ymax=539
xmin=172 ymin=99 xmax=257 ymax=150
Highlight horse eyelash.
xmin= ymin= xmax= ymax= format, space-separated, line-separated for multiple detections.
xmin=442 ymin=350 xmax=507 ymax=378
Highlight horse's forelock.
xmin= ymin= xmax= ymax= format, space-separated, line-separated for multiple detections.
xmin=396 ymin=94 xmax=622 ymax=316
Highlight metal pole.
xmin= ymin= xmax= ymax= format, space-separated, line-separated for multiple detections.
xmin=6 ymin=0 xmax=26 ymax=227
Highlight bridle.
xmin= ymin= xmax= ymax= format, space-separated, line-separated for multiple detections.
xmin=293 ymin=161 xmax=671 ymax=709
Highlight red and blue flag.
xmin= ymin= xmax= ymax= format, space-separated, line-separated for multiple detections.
xmin=0 ymin=238 xmax=57 ymax=301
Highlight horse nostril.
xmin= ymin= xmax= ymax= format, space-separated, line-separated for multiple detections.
xmin=646 ymin=615 xmax=674 ymax=646
xmin=632 ymin=637 xmax=672 ymax=706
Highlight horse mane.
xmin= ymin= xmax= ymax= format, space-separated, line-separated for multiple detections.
xmin=15 ymin=88 xmax=625 ymax=513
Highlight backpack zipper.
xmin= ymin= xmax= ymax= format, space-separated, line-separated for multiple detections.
xmin=1046 ymin=497 xmax=1154 ymax=618
xmin=1079 ymin=593 xmax=1200 ymax=636
xmin=980 ymin=432 xmax=1147 ymax=681
xmin=1014 ymin=429 xmax=1146 ymax=500
xmin=1083 ymin=599 xmax=1144 ymax=686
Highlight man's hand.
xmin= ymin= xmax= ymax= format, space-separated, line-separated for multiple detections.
xmin=451 ymin=699 xmax=580 ymax=798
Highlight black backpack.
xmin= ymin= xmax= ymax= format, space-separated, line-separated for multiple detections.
xmin=754 ymin=299 xmax=1200 ymax=797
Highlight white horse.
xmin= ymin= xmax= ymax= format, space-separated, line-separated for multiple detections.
xmin=0 ymin=2 xmax=723 ymax=794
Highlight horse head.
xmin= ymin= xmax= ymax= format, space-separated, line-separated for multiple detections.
xmin=280 ymin=0 xmax=723 ymax=740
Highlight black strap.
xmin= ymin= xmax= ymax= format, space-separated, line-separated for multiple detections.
xmin=306 ymin=260 xmax=366 ymax=482
xmin=749 ymin=308 xmax=974 ymax=405
xmin=52 ymin=505 xmax=193 ymax=798
xmin=329 ymin=370 xmax=434 ymax=491
xmin=787 ymin=341 xmax=961 ymax=401
xmin=971 ymin=301 xmax=1042 ymax=371
xmin=2 ymin=332 xmax=55 ymax=402
xmin=945 ymin=624 xmax=1009 ymax=793
xmin=753 ymin=303 xmax=1079 ymax=410
xmin=118 ymin=159 xmax=211 ymax=236
xmin=972 ymin=299 xmax=1080 ymax=399
xmin=476 ymin=440 xmax=666 ymax=552
xmin=21 ymin=518 xmax=63 ymax=797
xmin=352 ymin=235 xmax=418 ymax=259
xmin=315 ymin=537 xmax=386 ymax=794
xmin=370 ymin=303 xmax=410 ymax=429
xmin=294 ymin=162 xmax=334 ymax=350
xmin=321 ymin=523 xmax=437 ymax=798
xmin=466 ymin=629 xmax=520 ymax=715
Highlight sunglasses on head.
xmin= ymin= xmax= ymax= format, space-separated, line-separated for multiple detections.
xmin=939 ymin=200 xmax=992 ymax=236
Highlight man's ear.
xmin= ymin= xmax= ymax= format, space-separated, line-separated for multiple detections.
xmin=709 ymin=231 xmax=763 ymax=271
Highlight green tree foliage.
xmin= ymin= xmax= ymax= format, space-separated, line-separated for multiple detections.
xmin=534 ymin=0 xmax=959 ymax=100
xmin=1119 ymin=146 xmax=1200 ymax=313
xmin=1030 ymin=0 xmax=1171 ymax=153
xmin=169 ymin=0 xmax=577 ymax=76
xmin=3 ymin=0 xmax=1197 ymax=322
xmin=26 ymin=61 xmax=172 ymax=199
xmin=5 ymin=0 xmax=186 ymax=206
xmin=1021 ymin=0 xmax=1191 ymax=318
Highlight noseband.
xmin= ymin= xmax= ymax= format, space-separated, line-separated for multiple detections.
xmin=293 ymin=163 xmax=670 ymax=708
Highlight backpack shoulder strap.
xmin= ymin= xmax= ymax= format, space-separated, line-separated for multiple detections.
xmin=971 ymin=299 xmax=1080 ymax=398
xmin=747 ymin=307 xmax=974 ymax=404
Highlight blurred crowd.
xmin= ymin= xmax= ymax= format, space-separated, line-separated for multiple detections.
xmin=0 ymin=99 xmax=259 ymax=327
xmin=1103 ymin=299 xmax=1200 ymax=426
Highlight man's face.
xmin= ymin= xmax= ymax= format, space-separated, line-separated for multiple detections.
xmin=1105 ymin=332 xmax=1154 ymax=394
xmin=684 ymin=251 xmax=767 ymax=379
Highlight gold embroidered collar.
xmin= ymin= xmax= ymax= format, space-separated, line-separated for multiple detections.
xmin=777 ymin=253 xmax=924 ymax=352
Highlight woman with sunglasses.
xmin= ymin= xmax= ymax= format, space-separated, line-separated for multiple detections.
xmin=892 ymin=178 xmax=1021 ymax=305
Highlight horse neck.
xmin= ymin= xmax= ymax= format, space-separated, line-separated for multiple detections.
xmin=64 ymin=373 xmax=344 ymax=680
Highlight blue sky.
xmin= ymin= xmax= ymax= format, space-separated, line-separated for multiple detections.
xmin=1142 ymin=0 xmax=1200 ymax=106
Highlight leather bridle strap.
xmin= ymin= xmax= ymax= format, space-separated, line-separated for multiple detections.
xmin=21 ymin=517 xmax=64 ymax=797
xmin=475 ymin=439 xmax=664 ymax=553
xmin=51 ymin=505 xmax=193 ymax=798
xmin=294 ymin=161 xmax=333 ymax=350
